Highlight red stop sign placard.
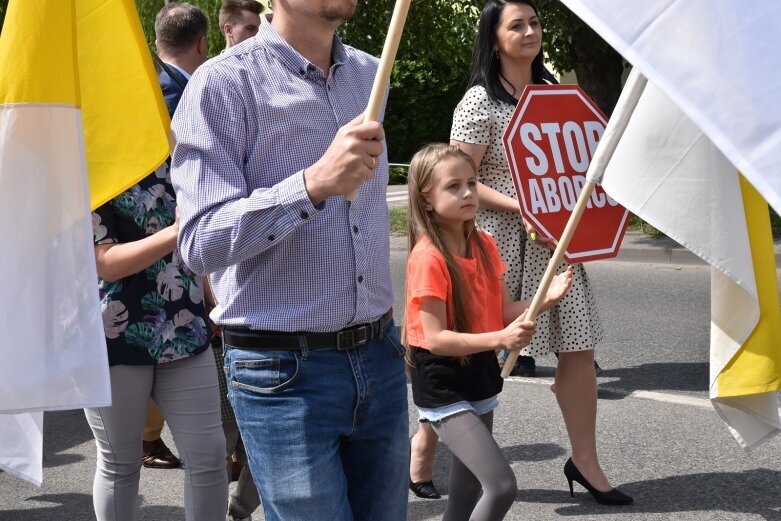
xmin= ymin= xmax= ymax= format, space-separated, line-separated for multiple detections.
xmin=503 ymin=84 xmax=630 ymax=263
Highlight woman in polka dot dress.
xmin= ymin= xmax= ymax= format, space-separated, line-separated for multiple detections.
xmin=449 ymin=0 xmax=632 ymax=505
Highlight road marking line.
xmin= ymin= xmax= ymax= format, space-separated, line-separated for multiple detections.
xmin=506 ymin=376 xmax=712 ymax=408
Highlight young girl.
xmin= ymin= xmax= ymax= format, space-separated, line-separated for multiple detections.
xmin=404 ymin=144 xmax=572 ymax=521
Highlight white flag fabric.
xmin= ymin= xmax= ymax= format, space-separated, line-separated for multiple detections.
xmin=561 ymin=0 xmax=781 ymax=217
xmin=0 ymin=57 xmax=111 ymax=487
xmin=0 ymin=103 xmax=110 ymax=483
xmin=0 ymin=0 xmax=169 ymax=485
xmin=583 ymin=70 xmax=781 ymax=448
xmin=0 ymin=105 xmax=110 ymax=415
xmin=0 ymin=413 xmax=43 ymax=486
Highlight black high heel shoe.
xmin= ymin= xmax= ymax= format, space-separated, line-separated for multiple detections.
xmin=564 ymin=458 xmax=633 ymax=505
xmin=409 ymin=479 xmax=441 ymax=499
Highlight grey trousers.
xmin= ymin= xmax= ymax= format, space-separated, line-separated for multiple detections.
xmin=84 ymin=349 xmax=228 ymax=521
xmin=432 ymin=411 xmax=518 ymax=521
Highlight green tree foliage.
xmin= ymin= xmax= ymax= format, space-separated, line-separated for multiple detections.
xmin=535 ymin=0 xmax=625 ymax=115
xmin=0 ymin=0 xmax=7 ymax=31
xmin=136 ymin=0 xmax=227 ymax=57
xmin=339 ymin=0 xmax=625 ymax=161
xmin=0 ymin=0 xmax=230 ymax=49
xmin=0 ymin=0 xmax=623 ymax=162
xmin=339 ymin=0 xmax=483 ymax=163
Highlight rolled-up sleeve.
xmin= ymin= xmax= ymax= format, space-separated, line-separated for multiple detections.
xmin=170 ymin=66 xmax=319 ymax=275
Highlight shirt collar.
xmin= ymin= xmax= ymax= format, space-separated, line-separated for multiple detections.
xmin=166 ymin=62 xmax=191 ymax=81
xmin=258 ymin=15 xmax=348 ymax=77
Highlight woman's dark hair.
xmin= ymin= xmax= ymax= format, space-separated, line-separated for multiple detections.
xmin=467 ymin=0 xmax=550 ymax=106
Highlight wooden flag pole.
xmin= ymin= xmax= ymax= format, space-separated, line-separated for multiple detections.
xmin=345 ymin=0 xmax=412 ymax=202
xmin=501 ymin=180 xmax=598 ymax=378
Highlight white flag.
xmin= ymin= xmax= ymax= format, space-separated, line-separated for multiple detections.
xmin=562 ymin=0 xmax=781 ymax=216
xmin=0 ymin=413 xmax=43 ymax=487
xmin=567 ymin=0 xmax=781 ymax=449
xmin=584 ymin=70 xmax=781 ymax=448
xmin=0 ymin=0 xmax=170 ymax=484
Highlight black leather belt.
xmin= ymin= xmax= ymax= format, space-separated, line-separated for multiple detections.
xmin=223 ymin=309 xmax=393 ymax=351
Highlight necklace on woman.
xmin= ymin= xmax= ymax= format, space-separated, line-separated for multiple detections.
xmin=499 ymin=72 xmax=527 ymax=101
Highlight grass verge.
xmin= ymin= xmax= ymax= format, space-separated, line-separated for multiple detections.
xmin=627 ymin=215 xmax=664 ymax=237
xmin=389 ymin=207 xmax=408 ymax=236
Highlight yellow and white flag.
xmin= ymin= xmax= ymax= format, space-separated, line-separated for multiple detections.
xmin=0 ymin=0 xmax=170 ymax=485
xmin=562 ymin=0 xmax=781 ymax=449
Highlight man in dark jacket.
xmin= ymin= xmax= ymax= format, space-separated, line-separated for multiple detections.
xmin=155 ymin=2 xmax=208 ymax=117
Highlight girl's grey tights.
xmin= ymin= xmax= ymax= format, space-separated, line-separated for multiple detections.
xmin=431 ymin=411 xmax=517 ymax=521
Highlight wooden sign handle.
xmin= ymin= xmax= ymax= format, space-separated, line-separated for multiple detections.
xmin=345 ymin=0 xmax=412 ymax=202
xmin=501 ymin=180 xmax=598 ymax=378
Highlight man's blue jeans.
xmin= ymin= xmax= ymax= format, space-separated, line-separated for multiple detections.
xmin=224 ymin=320 xmax=409 ymax=521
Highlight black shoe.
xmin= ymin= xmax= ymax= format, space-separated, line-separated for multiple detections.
xmin=511 ymin=356 xmax=536 ymax=377
xmin=409 ymin=480 xmax=441 ymax=499
xmin=563 ymin=458 xmax=632 ymax=505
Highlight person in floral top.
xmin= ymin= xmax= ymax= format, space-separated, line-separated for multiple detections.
xmin=83 ymin=4 xmax=227 ymax=521
xmin=92 ymin=165 xmax=211 ymax=364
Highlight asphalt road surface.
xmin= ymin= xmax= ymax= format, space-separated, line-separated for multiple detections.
xmin=2 ymin=239 xmax=780 ymax=520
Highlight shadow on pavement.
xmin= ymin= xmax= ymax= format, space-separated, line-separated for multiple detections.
xmin=520 ymin=468 xmax=781 ymax=520
xmin=0 ymin=493 xmax=93 ymax=521
xmin=530 ymin=362 xmax=708 ymax=397
xmin=42 ymin=410 xmax=93 ymax=468
xmin=137 ymin=505 xmax=186 ymax=520
xmin=502 ymin=442 xmax=566 ymax=463
xmin=596 ymin=362 xmax=709 ymax=398
xmin=0 ymin=493 xmax=186 ymax=521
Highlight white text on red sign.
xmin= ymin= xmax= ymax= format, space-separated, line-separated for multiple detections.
xmin=519 ymin=120 xmax=618 ymax=213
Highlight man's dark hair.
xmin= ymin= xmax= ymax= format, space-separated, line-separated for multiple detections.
xmin=155 ymin=2 xmax=208 ymax=55
xmin=219 ymin=0 xmax=264 ymax=35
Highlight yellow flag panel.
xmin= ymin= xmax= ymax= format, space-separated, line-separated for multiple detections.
xmin=716 ymin=177 xmax=781 ymax=397
xmin=0 ymin=0 xmax=170 ymax=209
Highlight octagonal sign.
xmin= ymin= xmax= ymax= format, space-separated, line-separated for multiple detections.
xmin=503 ymin=84 xmax=631 ymax=263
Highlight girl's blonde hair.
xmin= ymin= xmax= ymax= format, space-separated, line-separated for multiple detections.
xmin=403 ymin=144 xmax=496 ymax=362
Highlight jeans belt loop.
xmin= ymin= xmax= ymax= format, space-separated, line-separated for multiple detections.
xmin=298 ymin=335 xmax=310 ymax=359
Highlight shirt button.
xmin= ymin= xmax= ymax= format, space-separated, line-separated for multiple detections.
xmin=352 ymin=225 xmax=359 ymax=234
xmin=301 ymin=211 xmax=309 ymax=219
xmin=267 ymin=235 xmax=275 ymax=241
xmin=357 ymin=275 xmax=364 ymax=283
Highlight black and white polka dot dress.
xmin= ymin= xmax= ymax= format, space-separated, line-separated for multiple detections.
xmin=451 ymin=85 xmax=603 ymax=355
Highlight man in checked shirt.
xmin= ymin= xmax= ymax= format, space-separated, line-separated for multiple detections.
xmin=170 ymin=1 xmax=408 ymax=520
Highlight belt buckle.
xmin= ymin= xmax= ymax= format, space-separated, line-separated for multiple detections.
xmin=336 ymin=325 xmax=370 ymax=351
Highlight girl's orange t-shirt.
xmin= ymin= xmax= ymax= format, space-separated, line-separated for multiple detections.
xmin=405 ymin=231 xmax=506 ymax=349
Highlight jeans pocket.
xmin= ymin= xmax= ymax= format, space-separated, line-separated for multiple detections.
xmin=382 ymin=322 xmax=405 ymax=358
xmin=231 ymin=353 xmax=300 ymax=394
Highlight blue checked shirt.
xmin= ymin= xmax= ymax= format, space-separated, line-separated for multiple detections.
xmin=170 ymin=19 xmax=393 ymax=332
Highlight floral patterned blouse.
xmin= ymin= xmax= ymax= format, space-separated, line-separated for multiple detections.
xmin=92 ymin=164 xmax=210 ymax=366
